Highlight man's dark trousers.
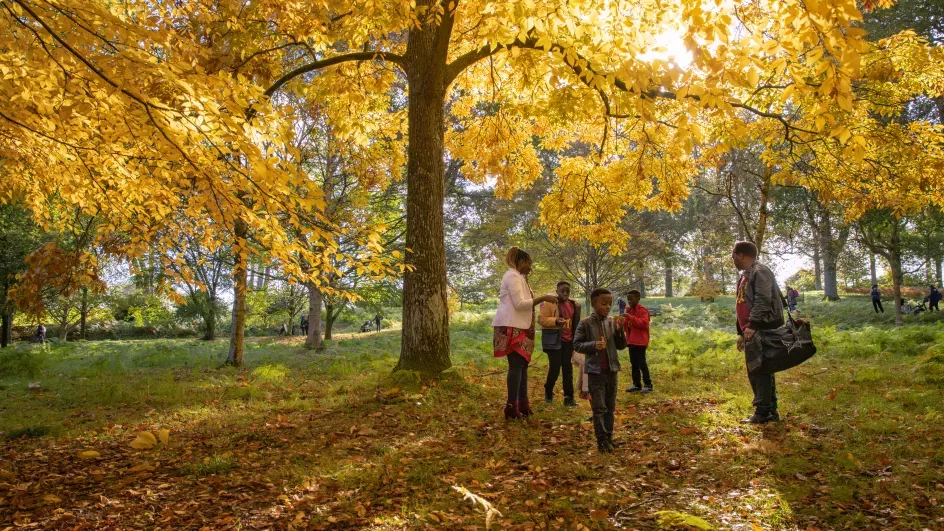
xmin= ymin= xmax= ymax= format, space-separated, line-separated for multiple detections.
xmin=628 ymin=345 xmax=652 ymax=388
xmin=545 ymin=342 xmax=574 ymax=399
xmin=872 ymin=299 xmax=883 ymax=313
xmin=748 ymin=370 xmax=777 ymax=415
xmin=588 ymin=370 xmax=617 ymax=443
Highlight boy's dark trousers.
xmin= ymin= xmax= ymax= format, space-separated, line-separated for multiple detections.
xmin=872 ymin=299 xmax=884 ymax=313
xmin=544 ymin=341 xmax=574 ymax=400
xmin=588 ymin=370 xmax=617 ymax=444
xmin=628 ymin=345 xmax=651 ymax=388
xmin=748 ymin=370 xmax=777 ymax=416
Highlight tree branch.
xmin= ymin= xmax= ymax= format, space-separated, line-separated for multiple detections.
xmin=263 ymin=51 xmax=405 ymax=98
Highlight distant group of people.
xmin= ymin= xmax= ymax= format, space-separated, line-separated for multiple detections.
xmin=871 ymin=284 xmax=941 ymax=315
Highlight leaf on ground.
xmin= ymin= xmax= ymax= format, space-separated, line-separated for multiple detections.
xmin=655 ymin=510 xmax=714 ymax=530
xmin=43 ymin=494 xmax=61 ymax=503
xmin=590 ymin=509 xmax=608 ymax=520
xmin=78 ymin=450 xmax=100 ymax=459
xmin=130 ymin=431 xmax=157 ymax=449
xmin=128 ymin=463 xmax=156 ymax=473
xmin=157 ymin=429 xmax=170 ymax=445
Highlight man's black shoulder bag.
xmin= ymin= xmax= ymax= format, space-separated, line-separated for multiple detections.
xmin=745 ymin=288 xmax=817 ymax=375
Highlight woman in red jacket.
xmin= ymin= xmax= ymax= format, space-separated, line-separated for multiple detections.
xmin=622 ymin=289 xmax=652 ymax=393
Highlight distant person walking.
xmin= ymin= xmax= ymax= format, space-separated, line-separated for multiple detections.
xmin=622 ymin=289 xmax=652 ymax=393
xmin=732 ymin=241 xmax=785 ymax=424
xmin=301 ymin=316 xmax=309 ymax=336
xmin=33 ymin=324 xmax=46 ymax=344
xmin=617 ymin=297 xmax=627 ymax=315
xmin=538 ymin=280 xmax=581 ymax=407
xmin=926 ymin=286 xmax=941 ymax=312
xmin=374 ymin=313 xmax=382 ymax=331
xmin=785 ymin=285 xmax=797 ymax=312
xmin=493 ymin=246 xmax=557 ymax=420
xmin=870 ymin=284 xmax=884 ymax=314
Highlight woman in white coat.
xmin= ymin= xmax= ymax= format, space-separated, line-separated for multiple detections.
xmin=493 ymin=246 xmax=557 ymax=420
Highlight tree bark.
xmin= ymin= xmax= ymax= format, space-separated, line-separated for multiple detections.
xmin=638 ymin=275 xmax=647 ymax=298
xmin=870 ymin=253 xmax=878 ymax=286
xmin=889 ymin=223 xmax=904 ymax=327
xmin=304 ymin=282 xmax=323 ymax=350
xmin=755 ymin=171 xmax=771 ymax=253
xmin=664 ymin=258 xmax=673 ymax=298
xmin=395 ymin=7 xmax=454 ymax=374
xmin=936 ymin=256 xmax=943 ymax=286
xmin=227 ymin=218 xmax=249 ymax=366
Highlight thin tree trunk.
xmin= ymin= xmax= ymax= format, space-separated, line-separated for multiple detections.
xmin=204 ymin=296 xmax=216 ymax=340
xmin=664 ymin=258 xmax=673 ymax=298
xmin=936 ymin=257 xmax=942 ymax=286
xmin=0 ymin=309 xmax=12 ymax=348
xmin=870 ymin=253 xmax=878 ymax=286
xmin=324 ymin=303 xmax=336 ymax=340
xmin=227 ymin=218 xmax=249 ymax=366
xmin=890 ymin=222 xmax=904 ymax=327
xmin=80 ymin=287 xmax=89 ymax=340
xmin=638 ymin=275 xmax=647 ymax=298
xmin=395 ymin=7 xmax=454 ymax=374
xmin=813 ymin=245 xmax=823 ymax=291
xmin=304 ymin=282 xmax=323 ymax=350
xmin=755 ymin=172 xmax=771 ymax=253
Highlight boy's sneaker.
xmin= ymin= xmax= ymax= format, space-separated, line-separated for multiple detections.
xmin=641 ymin=386 xmax=653 ymax=394
xmin=597 ymin=441 xmax=613 ymax=453
xmin=626 ymin=386 xmax=642 ymax=393
xmin=563 ymin=397 xmax=577 ymax=408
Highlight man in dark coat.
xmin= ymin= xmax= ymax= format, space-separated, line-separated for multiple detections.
xmin=732 ymin=241 xmax=785 ymax=424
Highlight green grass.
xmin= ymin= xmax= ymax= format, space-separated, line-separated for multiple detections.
xmin=1 ymin=297 xmax=942 ymax=529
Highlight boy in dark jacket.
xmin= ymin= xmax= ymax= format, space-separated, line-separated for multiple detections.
xmin=732 ymin=241 xmax=785 ymax=424
xmin=574 ymin=288 xmax=627 ymax=452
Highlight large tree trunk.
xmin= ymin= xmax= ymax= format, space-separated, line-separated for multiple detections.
xmin=1 ymin=309 xmax=12 ymax=348
xmin=638 ymin=275 xmax=647 ymax=298
xmin=936 ymin=257 xmax=943 ymax=286
xmin=664 ymin=258 xmax=673 ymax=298
xmin=304 ymin=282 xmax=323 ymax=350
xmin=227 ymin=218 xmax=249 ymax=366
xmin=889 ymin=223 xmax=904 ymax=327
xmin=395 ymin=8 xmax=454 ymax=374
xmin=870 ymin=253 xmax=878 ymax=286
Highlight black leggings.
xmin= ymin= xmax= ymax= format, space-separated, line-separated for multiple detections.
xmin=872 ymin=299 xmax=884 ymax=313
xmin=506 ymin=352 xmax=530 ymax=404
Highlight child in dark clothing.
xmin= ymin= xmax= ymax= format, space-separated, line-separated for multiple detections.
xmin=574 ymin=288 xmax=627 ymax=453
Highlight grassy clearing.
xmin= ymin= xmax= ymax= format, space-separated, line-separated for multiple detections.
xmin=1 ymin=299 xmax=943 ymax=530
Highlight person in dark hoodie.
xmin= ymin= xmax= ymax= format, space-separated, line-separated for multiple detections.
xmin=732 ymin=241 xmax=785 ymax=424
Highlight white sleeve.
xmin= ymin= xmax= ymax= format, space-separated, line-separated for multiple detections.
xmin=508 ymin=274 xmax=533 ymax=311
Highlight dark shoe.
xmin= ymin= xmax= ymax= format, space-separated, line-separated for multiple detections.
xmin=518 ymin=399 xmax=534 ymax=417
xmin=607 ymin=438 xmax=621 ymax=449
xmin=597 ymin=441 xmax=613 ymax=453
xmin=563 ymin=397 xmax=577 ymax=408
xmin=544 ymin=389 xmax=553 ymax=404
xmin=504 ymin=402 xmax=521 ymax=421
xmin=769 ymin=411 xmax=781 ymax=422
xmin=740 ymin=412 xmax=774 ymax=424
xmin=626 ymin=386 xmax=642 ymax=393
xmin=641 ymin=386 xmax=653 ymax=394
